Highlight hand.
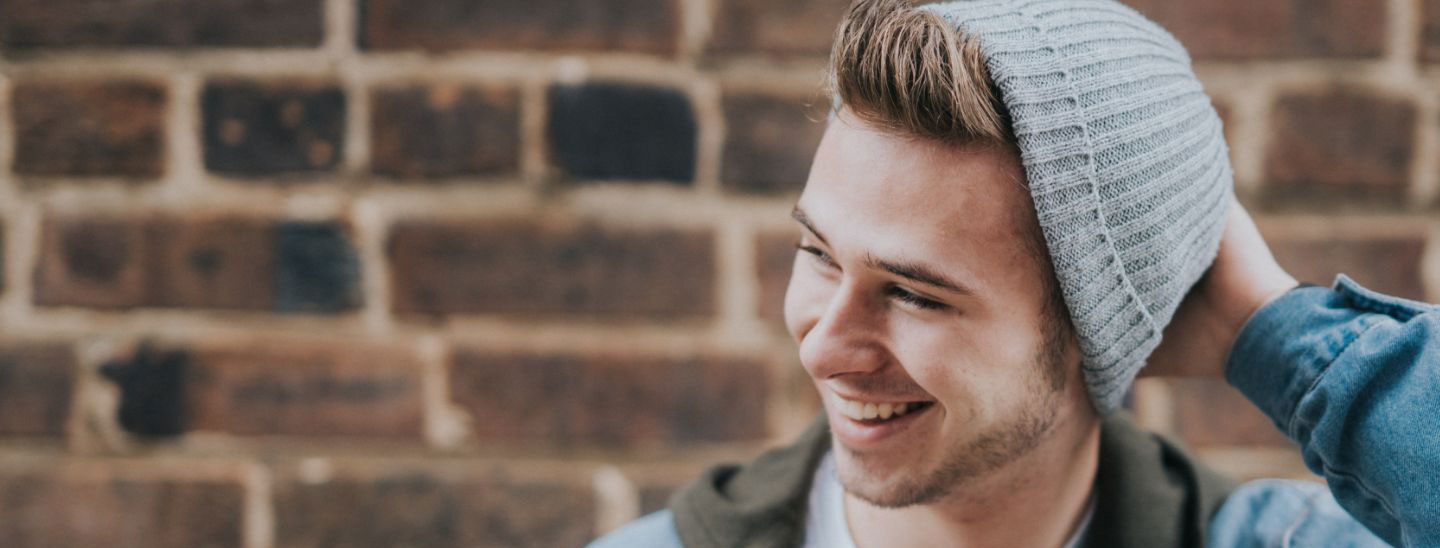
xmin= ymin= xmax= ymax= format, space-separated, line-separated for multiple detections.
xmin=1143 ymin=197 xmax=1298 ymax=378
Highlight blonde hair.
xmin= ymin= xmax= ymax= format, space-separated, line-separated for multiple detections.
xmin=828 ymin=0 xmax=1012 ymax=143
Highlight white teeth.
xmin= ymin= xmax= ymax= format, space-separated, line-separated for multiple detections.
xmin=838 ymin=396 xmax=920 ymax=422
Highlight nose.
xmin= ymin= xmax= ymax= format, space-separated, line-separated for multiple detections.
xmin=796 ymin=280 xmax=890 ymax=381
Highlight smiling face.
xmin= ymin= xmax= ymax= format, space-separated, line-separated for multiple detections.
xmin=784 ymin=113 xmax=1094 ymax=508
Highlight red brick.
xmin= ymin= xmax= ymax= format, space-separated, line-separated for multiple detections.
xmin=639 ymin=484 xmax=678 ymax=515
xmin=1167 ymin=378 xmax=1293 ymax=448
xmin=33 ymin=217 xmax=150 ymax=309
xmin=11 ymin=80 xmax=166 ymax=178
xmin=0 ymin=342 xmax=76 ymax=438
xmin=361 ymin=0 xmax=678 ymax=54
xmin=0 ymin=0 xmax=322 ymax=48
xmin=150 ymin=218 xmax=276 ymax=310
xmin=449 ymin=351 xmax=770 ymax=447
xmin=709 ymin=0 xmax=850 ymax=56
xmin=388 ymin=220 xmax=716 ymax=319
xmin=0 ymin=467 xmax=244 ymax=547
xmin=202 ymin=81 xmax=345 ymax=176
xmin=274 ymin=468 xmax=594 ymax=548
xmin=1122 ymin=0 xmax=1384 ymax=60
xmin=34 ymin=215 xmax=361 ymax=313
xmin=1421 ymin=0 xmax=1440 ymax=62
xmin=756 ymin=231 xmax=799 ymax=325
xmin=370 ymin=85 xmax=521 ymax=179
xmin=1263 ymin=89 xmax=1416 ymax=205
xmin=181 ymin=340 xmax=425 ymax=438
xmin=1266 ymin=234 xmax=1429 ymax=301
xmin=722 ymin=91 xmax=827 ymax=194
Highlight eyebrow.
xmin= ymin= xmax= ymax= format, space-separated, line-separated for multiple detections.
xmin=790 ymin=206 xmax=975 ymax=297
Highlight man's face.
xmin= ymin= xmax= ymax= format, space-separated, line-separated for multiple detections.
xmin=784 ymin=113 xmax=1087 ymax=507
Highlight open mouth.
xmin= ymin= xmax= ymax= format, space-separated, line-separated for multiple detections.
xmin=835 ymin=395 xmax=936 ymax=424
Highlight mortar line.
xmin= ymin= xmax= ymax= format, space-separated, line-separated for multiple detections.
xmin=1411 ymin=90 xmax=1440 ymax=209
xmin=243 ymin=461 xmax=276 ymax=548
xmin=691 ymin=74 xmax=724 ymax=194
xmin=323 ymin=0 xmax=360 ymax=60
xmin=1382 ymin=0 xmax=1422 ymax=82
xmin=0 ymin=73 xmax=14 ymax=200
xmin=1423 ymin=224 xmax=1440 ymax=303
xmin=0 ymin=201 xmax=41 ymax=330
xmin=347 ymin=196 xmax=393 ymax=336
xmin=677 ymin=0 xmax=715 ymax=64
xmin=162 ymin=72 xmax=205 ymax=201
xmin=594 ymin=465 xmax=642 ymax=535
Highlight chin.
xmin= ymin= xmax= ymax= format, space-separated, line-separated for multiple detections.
xmin=834 ymin=407 xmax=1059 ymax=508
xmin=834 ymin=442 xmax=949 ymax=508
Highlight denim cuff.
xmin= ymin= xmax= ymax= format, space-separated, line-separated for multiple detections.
xmin=1222 ymin=275 xmax=1406 ymax=438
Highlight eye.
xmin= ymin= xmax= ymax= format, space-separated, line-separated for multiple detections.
xmin=796 ymin=243 xmax=837 ymax=269
xmin=886 ymin=285 xmax=947 ymax=311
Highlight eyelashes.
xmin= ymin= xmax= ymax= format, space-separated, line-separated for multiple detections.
xmin=795 ymin=243 xmax=948 ymax=311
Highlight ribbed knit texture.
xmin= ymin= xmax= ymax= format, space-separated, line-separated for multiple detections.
xmin=921 ymin=0 xmax=1233 ymax=413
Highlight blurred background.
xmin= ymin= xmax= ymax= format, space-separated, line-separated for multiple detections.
xmin=0 ymin=0 xmax=1436 ymax=546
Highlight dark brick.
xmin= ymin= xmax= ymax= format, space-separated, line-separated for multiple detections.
xmin=11 ymin=80 xmax=166 ymax=178
xmin=273 ymin=222 xmax=363 ymax=313
xmin=1424 ymin=0 xmax=1440 ymax=62
xmin=202 ymin=82 xmax=345 ymax=176
xmin=0 ymin=0 xmax=322 ymax=48
xmin=361 ymin=0 xmax=677 ymax=54
xmin=1267 ymin=233 xmax=1429 ymax=301
xmin=709 ymin=0 xmax=850 ymax=56
xmin=1263 ymin=89 xmax=1416 ymax=205
xmin=1122 ymin=0 xmax=1385 ymax=60
xmin=275 ymin=469 xmax=594 ymax=548
xmin=0 ymin=342 xmax=76 ymax=438
xmin=756 ymin=231 xmax=798 ymax=325
xmin=100 ymin=343 xmax=187 ymax=438
xmin=547 ymin=82 xmax=696 ymax=183
xmin=0 ymin=467 xmax=244 ymax=548
xmin=388 ymin=220 xmax=715 ymax=319
xmin=184 ymin=340 xmax=425 ymax=438
xmin=1168 ymin=378 xmax=1293 ymax=448
xmin=34 ymin=215 xmax=361 ymax=313
xmin=722 ymin=92 xmax=826 ymax=194
xmin=449 ymin=351 xmax=769 ymax=447
xmin=370 ymin=85 xmax=521 ymax=179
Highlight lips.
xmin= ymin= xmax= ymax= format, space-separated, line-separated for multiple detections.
xmin=828 ymin=391 xmax=936 ymax=448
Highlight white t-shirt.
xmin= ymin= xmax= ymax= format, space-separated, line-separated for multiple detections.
xmin=802 ymin=452 xmax=1096 ymax=548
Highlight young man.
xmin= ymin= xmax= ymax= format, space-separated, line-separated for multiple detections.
xmin=592 ymin=1 xmax=1440 ymax=546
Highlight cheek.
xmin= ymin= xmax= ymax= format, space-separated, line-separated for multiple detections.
xmin=889 ymin=318 xmax=1040 ymax=414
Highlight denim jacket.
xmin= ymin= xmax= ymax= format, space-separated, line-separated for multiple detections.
xmin=1211 ymin=274 xmax=1440 ymax=547
xmin=592 ymin=275 xmax=1437 ymax=547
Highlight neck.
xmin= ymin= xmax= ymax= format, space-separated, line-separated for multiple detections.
xmin=844 ymin=415 xmax=1101 ymax=548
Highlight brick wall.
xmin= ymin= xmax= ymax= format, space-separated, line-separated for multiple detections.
xmin=0 ymin=0 xmax=1436 ymax=545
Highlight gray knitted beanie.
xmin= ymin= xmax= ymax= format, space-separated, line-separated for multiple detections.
xmin=920 ymin=0 xmax=1233 ymax=413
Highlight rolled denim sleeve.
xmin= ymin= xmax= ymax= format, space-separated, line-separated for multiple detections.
xmin=1226 ymin=274 xmax=1440 ymax=547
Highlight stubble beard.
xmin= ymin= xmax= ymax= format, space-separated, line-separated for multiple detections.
xmin=839 ymin=314 xmax=1070 ymax=508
